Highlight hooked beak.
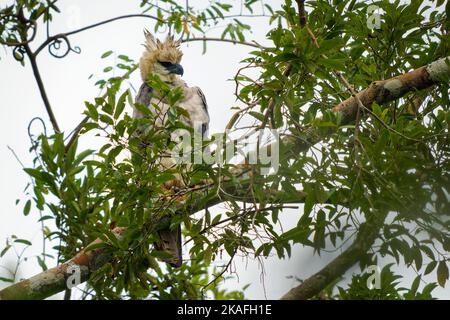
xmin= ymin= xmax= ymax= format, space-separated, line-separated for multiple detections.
xmin=167 ymin=63 xmax=184 ymax=76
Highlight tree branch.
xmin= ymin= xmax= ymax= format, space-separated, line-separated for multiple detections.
xmin=34 ymin=14 xmax=163 ymax=56
xmin=332 ymin=57 xmax=450 ymax=123
xmin=24 ymin=43 xmax=61 ymax=133
xmin=280 ymin=210 xmax=387 ymax=300
xmin=64 ymin=65 xmax=138 ymax=152
xmin=181 ymin=37 xmax=264 ymax=49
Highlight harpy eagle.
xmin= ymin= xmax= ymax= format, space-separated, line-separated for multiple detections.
xmin=133 ymin=31 xmax=210 ymax=267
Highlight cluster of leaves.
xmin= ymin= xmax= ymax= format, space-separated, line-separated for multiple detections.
xmin=0 ymin=0 xmax=449 ymax=300
xmin=12 ymin=67 xmax=259 ymax=298
xmin=139 ymin=0 xmax=268 ymax=43
xmin=0 ymin=0 xmax=58 ymax=45
xmin=330 ymin=264 xmax=438 ymax=300
xmin=234 ymin=0 xmax=449 ymax=287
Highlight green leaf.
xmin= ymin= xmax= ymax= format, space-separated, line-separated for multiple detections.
xmin=38 ymin=215 xmax=53 ymax=222
xmin=37 ymin=256 xmax=48 ymax=271
xmin=114 ymin=90 xmax=128 ymax=119
xmin=82 ymin=122 xmax=98 ymax=133
xmin=23 ymin=200 xmax=31 ymax=216
xmin=101 ymin=50 xmax=113 ymax=58
xmin=424 ymin=261 xmax=437 ymax=275
xmin=85 ymin=102 xmax=98 ymax=121
xmin=150 ymin=250 xmax=173 ymax=260
xmin=74 ymin=149 xmax=95 ymax=166
xmin=118 ymin=55 xmax=131 ymax=62
xmin=249 ymin=111 xmax=265 ymax=122
xmin=0 ymin=245 xmax=11 ymax=257
xmin=280 ymin=226 xmax=308 ymax=243
xmin=410 ymin=275 xmax=420 ymax=295
xmin=437 ymin=261 xmax=449 ymax=287
xmin=23 ymin=168 xmax=43 ymax=181
xmin=84 ymin=242 xmax=109 ymax=252
xmin=100 ymin=114 xmax=114 ymax=125
xmin=14 ymin=239 xmax=32 ymax=246
xmin=107 ymin=146 xmax=122 ymax=163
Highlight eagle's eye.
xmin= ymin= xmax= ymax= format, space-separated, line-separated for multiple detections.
xmin=158 ymin=61 xmax=173 ymax=68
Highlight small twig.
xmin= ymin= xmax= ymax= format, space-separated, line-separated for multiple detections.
xmin=184 ymin=205 xmax=298 ymax=245
xmin=64 ymin=65 xmax=138 ymax=152
xmin=6 ymin=145 xmax=26 ymax=168
xmin=202 ymin=249 xmax=236 ymax=292
xmin=296 ymin=0 xmax=307 ymax=27
xmin=182 ymin=37 xmax=264 ymax=49
xmin=24 ymin=44 xmax=61 ymax=133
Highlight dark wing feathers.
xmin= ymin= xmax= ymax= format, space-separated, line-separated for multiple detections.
xmin=196 ymin=87 xmax=209 ymax=137
xmin=136 ymin=83 xmax=153 ymax=109
xmin=196 ymin=87 xmax=209 ymax=114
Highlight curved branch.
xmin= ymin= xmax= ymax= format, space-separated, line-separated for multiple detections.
xmin=182 ymin=37 xmax=265 ymax=49
xmin=24 ymin=44 xmax=61 ymax=133
xmin=35 ymin=14 xmax=163 ymax=56
xmin=46 ymin=34 xmax=81 ymax=59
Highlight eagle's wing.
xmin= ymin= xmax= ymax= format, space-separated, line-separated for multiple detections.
xmin=134 ymin=83 xmax=153 ymax=119
xmin=134 ymin=82 xmax=183 ymax=268
xmin=195 ymin=87 xmax=209 ymax=138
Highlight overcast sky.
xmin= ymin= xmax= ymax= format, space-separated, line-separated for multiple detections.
xmin=0 ymin=0 xmax=448 ymax=300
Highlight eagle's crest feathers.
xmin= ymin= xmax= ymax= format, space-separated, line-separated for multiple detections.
xmin=140 ymin=30 xmax=183 ymax=81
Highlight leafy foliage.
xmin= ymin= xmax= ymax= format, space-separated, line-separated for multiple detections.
xmin=0 ymin=0 xmax=449 ymax=300
xmin=334 ymin=264 xmax=438 ymax=300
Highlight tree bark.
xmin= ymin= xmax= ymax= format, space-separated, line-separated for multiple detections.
xmin=280 ymin=212 xmax=386 ymax=300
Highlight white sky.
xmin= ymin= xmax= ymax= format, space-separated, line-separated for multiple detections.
xmin=0 ymin=0 xmax=448 ymax=300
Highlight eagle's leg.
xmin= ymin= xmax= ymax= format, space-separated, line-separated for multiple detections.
xmin=157 ymin=170 xmax=184 ymax=268
xmin=156 ymin=225 xmax=182 ymax=268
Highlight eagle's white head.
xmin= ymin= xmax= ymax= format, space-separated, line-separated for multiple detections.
xmin=139 ymin=30 xmax=184 ymax=83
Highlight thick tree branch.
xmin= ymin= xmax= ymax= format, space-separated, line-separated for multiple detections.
xmin=332 ymin=57 xmax=450 ymax=123
xmin=1 ymin=56 xmax=448 ymax=300
xmin=280 ymin=211 xmax=387 ymax=300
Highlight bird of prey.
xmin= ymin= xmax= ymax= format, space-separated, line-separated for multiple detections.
xmin=133 ymin=31 xmax=210 ymax=267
